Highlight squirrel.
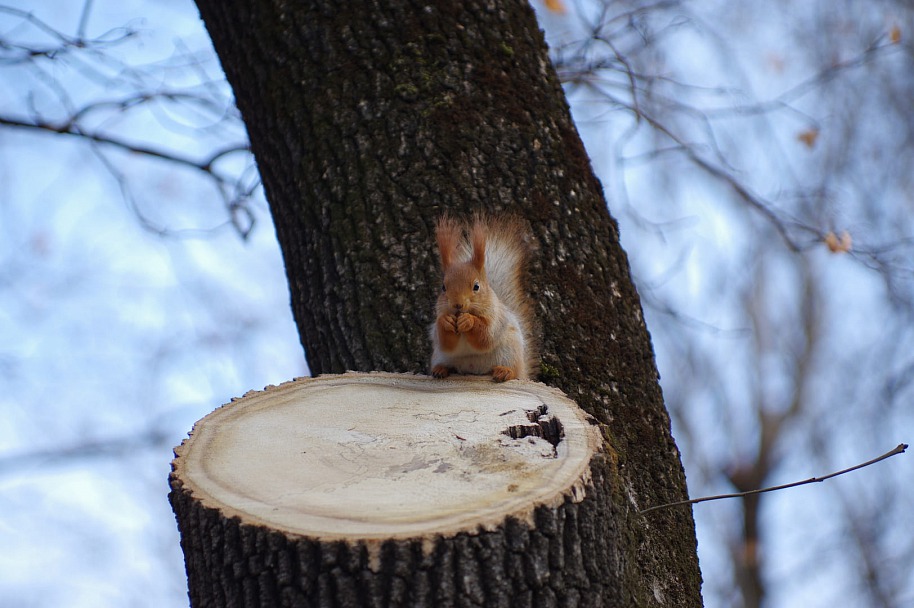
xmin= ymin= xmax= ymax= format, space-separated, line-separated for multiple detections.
xmin=429 ymin=213 xmax=538 ymax=382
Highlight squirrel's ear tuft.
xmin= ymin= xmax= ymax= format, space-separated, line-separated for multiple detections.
xmin=470 ymin=217 xmax=487 ymax=272
xmin=435 ymin=214 xmax=462 ymax=270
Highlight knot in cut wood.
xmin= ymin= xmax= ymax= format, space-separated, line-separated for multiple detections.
xmin=169 ymin=372 xmax=604 ymax=607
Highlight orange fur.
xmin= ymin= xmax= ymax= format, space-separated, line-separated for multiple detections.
xmin=470 ymin=220 xmax=486 ymax=272
xmin=492 ymin=366 xmax=517 ymax=382
xmin=436 ymin=314 xmax=460 ymax=352
xmin=435 ymin=216 xmax=462 ymax=272
xmin=429 ymin=213 xmax=537 ymax=382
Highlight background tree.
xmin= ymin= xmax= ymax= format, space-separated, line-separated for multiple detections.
xmin=1 ymin=0 xmax=912 ymax=607
xmin=549 ymin=1 xmax=914 ymax=606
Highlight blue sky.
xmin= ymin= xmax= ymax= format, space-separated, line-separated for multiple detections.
xmin=1 ymin=1 xmax=912 ymax=606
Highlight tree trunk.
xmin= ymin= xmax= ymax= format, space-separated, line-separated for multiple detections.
xmin=184 ymin=0 xmax=703 ymax=605
xmin=171 ymin=373 xmax=609 ymax=607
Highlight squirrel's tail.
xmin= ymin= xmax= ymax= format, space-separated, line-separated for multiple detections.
xmin=472 ymin=214 xmax=539 ymax=377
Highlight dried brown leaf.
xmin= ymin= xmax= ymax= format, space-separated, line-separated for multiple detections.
xmin=544 ymin=0 xmax=566 ymax=14
xmin=797 ymin=129 xmax=819 ymax=148
xmin=824 ymin=230 xmax=852 ymax=253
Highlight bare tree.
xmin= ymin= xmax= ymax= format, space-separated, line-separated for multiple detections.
xmin=548 ymin=1 xmax=914 ymax=607
xmin=0 ymin=3 xmax=258 ymax=237
xmin=3 ymin=1 xmax=913 ymax=606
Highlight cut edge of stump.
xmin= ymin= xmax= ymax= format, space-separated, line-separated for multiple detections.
xmin=169 ymin=371 xmax=602 ymax=547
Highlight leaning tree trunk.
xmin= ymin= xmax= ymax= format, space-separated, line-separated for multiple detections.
xmin=183 ymin=0 xmax=703 ymax=605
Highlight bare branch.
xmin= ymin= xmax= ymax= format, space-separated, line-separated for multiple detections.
xmin=701 ymin=36 xmax=901 ymax=119
xmin=0 ymin=113 xmax=244 ymax=173
xmin=0 ymin=111 xmax=257 ymax=237
xmin=0 ymin=427 xmax=172 ymax=475
xmin=640 ymin=443 xmax=908 ymax=515
xmin=0 ymin=5 xmax=137 ymax=64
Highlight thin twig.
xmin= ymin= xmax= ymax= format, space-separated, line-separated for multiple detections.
xmin=77 ymin=0 xmax=95 ymax=41
xmin=0 ymin=427 xmax=172 ymax=475
xmin=640 ymin=443 xmax=908 ymax=515
xmin=0 ymin=113 xmax=245 ymax=174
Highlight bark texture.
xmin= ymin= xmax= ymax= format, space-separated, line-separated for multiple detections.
xmin=170 ymin=373 xmax=611 ymax=607
xmin=171 ymin=467 xmax=618 ymax=608
xmin=190 ymin=0 xmax=702 ymax=605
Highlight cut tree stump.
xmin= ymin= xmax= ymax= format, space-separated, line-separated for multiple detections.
xmin=169 ymin=372 xmax=607 ymax=607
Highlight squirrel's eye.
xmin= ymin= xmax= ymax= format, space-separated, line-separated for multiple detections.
xmin=442 ymin=284 xmax=447 ymax=292
xmin=473 ymin=281 xmax=480 ymax=292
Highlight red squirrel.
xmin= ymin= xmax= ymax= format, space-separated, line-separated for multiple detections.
xmin=429 ymin=214 xmax=538 ymax=382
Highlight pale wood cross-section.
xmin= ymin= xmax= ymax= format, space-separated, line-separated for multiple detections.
xmin=169 ymin=372 xmax=603 ymax=606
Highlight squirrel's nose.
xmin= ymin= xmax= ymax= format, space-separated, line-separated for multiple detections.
xmin=454 ymin=303 xmax=463 ymax=310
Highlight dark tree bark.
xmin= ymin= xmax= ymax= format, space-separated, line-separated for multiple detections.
xmin=170 ymin=374 xmax=609 ymax=608
xmin=180 ymin=0 xmax=702 ymax=605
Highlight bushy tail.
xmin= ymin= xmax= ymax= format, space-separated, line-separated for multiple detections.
xmin=462 ymin=214 xmax=539 ymax=377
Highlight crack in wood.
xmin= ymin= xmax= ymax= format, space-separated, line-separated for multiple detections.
xmin=501 ymin=402 xmax=565 ymax=451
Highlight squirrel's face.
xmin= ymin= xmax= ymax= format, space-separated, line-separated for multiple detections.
xmin=440 ymin=263 xmax=486 ymax=313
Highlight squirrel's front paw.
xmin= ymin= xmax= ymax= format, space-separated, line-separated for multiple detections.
xmin=456 ymin=313 xmax=476 ymax=333
xmin=491 ymin=366 xmax=517 ymax=382
xmin=432 ymin=365 xmax=450 ymax=379
xmin=442 ymin=314 xmax=459 ymax=333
